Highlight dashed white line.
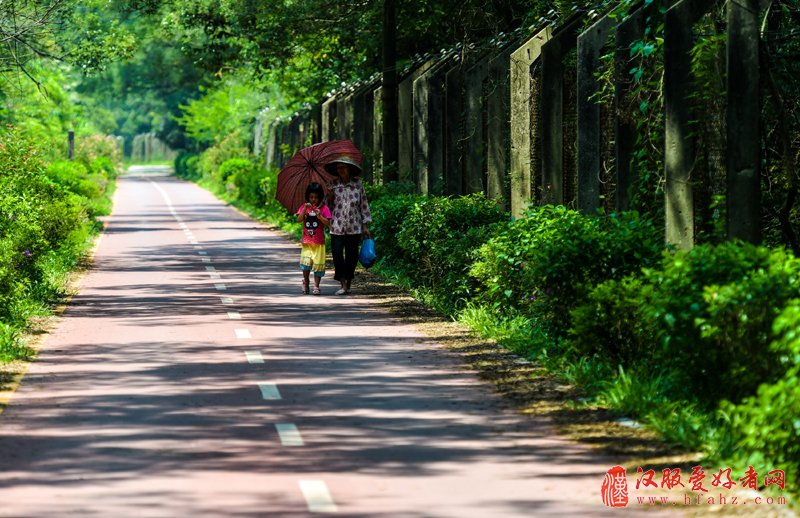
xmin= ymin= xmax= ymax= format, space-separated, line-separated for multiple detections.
xmin=201 ymin=257 xmax=211 ymax=263
xmin=227 ymin=311 xmax=241 ymax=320
xmin=275 ymin=424 xmax=304 ymax=446
xmin=198 ymin=251 xmax=207 ymax=255
xmin=220 ymin=297 xmax=234 ymax=304
xmin=206 ymin=266 xmax=216 ymax=271
xmin=214 ymin=283 xmax=227 ymax=291
xmin=210 ymin=273 xmax=221 ymax=279
xmin=190 ymin=239 xmax=199 ymax=245
xmin=235 ymin=328 xmax=251 ymax=339
xmin=299 ymin=480 xmax=337 ymax=513
xmin=258 ymin=382 xmax=281 ymax=400
xmin=244 ymin=351 xmax=264 ymax=364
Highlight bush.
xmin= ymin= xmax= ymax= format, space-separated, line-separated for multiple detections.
xmin=570 ymin=242 xmax=800 ymax=406
xmin=471 ymin=206 xmax=663 ymax=337
xmin=197 ymin=130 xmax=250 ymax=185
xmin=394 ymin=194 xmax=508 ymax=310
xmin=365 ymin=181 xmax=416 ymax=202
xmin=75 ymin=134 xmax=122 ymax=173
xmin=90 ymin=156 xmax=118 ymax=180
xmin=719 ymin=301 xmax=800 ymax=488
xmin=45 ymin=160 xmax=114 ymax=217
xmin=569 ymin=275 xmax=654 ymax=367
xmin=46 ymin=161 xmax=103 ymax=200
xmin=238 ymin=169 xmax=273 ymax=207
xmin=0 ymin=321 xmax=33 ymax=362
xmin=0 ymin=128 xmax=96 ymax=361
xmin=370 ymin=193 xmax=422 ymax=266
xmin=225 ymin=159 xmax=271 ymax=207
xmin=174 ymin=152 xmax=200 ymax=179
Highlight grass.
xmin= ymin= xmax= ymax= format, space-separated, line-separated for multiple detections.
xmin=0 ymin=323 xmax=33 ymax=363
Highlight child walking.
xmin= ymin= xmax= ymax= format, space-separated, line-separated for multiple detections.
xmin=296 ymin=182 xmax=331 ymax=295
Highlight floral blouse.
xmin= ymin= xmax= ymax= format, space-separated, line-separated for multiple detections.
xmin=328 ymin=178 xmax=372 ymax=236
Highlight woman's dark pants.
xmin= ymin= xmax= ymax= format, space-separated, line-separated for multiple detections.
xmin=331 ymin=234 xmax=361 ymax=282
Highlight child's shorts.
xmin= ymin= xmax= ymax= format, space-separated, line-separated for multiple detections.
xmin=299 ymin=243 xmax=326 ymax=277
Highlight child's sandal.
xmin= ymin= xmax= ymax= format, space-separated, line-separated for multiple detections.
xmin=302 ymin=281 xmax=310 ymax=295
xmin=312 ymin=287 xmax=321 ymax=296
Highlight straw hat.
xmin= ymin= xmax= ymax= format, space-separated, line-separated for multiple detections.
xmin=324 ymin=155 xmax=362 ymax=176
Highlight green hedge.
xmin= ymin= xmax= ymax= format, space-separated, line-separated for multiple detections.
xmin=570 ymin=242 xmax=800 ymax=406
xmin=370 ymin=193 xmax=508 ymax=312
xmin=470 ymin=206 xmax=664 ymax=338
xmin=1 ymin=128 xmax=115 ymax=361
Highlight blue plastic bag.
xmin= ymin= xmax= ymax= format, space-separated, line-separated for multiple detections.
xmin=359 ymin=238 xmax=377 ymax=268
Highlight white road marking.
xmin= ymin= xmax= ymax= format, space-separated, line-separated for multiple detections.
xmin=244 ymin=351 xmax=264 ymax=364
xmin=299 ymin=480 xmax=337 ymax=513
xmin=227 ymin=311 xmax=241 ymax=320
xmin=206 ymin=266 xmax=216 ymax=271
xmin=235 ymin=328 xmax=251 ymax=339
xmin=209 ymin=273 xmax=221 ymax=279
xmin=214 ymin=283 xmax=227 ymax=291
xmin=275 ymin=424 xmax=304 ymax=446
xmin=201 ymin=257 xmax=211 ymax=263
xmin=193 ymin=245 xmax=202 ymax=249
xmin=220 ymin=297 xmax=234 ymax=304
xmin=190 ymin=240 xmax=199 ymax=244
xmin=258 ymin=383 xmax=281 ymax=400
xmin=198 ymin=251 xmax=207 ymax=255
xmin=150 ymin=181 xmax=177 ymax=214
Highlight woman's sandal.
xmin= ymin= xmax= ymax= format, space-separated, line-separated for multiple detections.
xmin=302 ymin=281 xmax=310 ymax=295
xmin=312 ymin=287 xmax=321 ymax=296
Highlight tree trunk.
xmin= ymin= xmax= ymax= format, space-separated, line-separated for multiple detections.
xmin=381 ymin=0 xmax=399 ymax=182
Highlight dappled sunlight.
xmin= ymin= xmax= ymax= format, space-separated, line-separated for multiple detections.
xmin=0 ymin=173 xmax=661 ymax=517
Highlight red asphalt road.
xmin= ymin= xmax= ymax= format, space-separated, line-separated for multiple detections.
xmin=0 ymin=166 xmax=665 ymax=517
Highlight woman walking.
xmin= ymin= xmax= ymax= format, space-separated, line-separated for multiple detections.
xmin=325 ymin=155 xmax=372 ymax=295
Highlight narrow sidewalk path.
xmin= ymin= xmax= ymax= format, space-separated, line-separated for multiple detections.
xmin=0 ymin=166 xmax=666 ymax=517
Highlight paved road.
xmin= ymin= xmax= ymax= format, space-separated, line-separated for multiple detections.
xmin=0 ymin=166 xmax=662 ymax=517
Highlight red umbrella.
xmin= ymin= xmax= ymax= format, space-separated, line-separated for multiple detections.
xmin=275 ymin=140 xmax=363 ymax=213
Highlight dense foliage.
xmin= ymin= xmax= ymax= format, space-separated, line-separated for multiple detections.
xmin=0 ymin=127 xmax=119 ymax=361
xmin=470 ymin=206 xmax=664 ymax=337
xmin=2 ymin=0 xmax=799 ymax=502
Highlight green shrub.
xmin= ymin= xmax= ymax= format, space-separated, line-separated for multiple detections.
xmin=393 ymin=194 xmax=508 ymax=310
xmin=233 ymin=167 xmax=271 ymax=207
xmin=569 ymin=275 xmax=655 ymax=366
xmin=218 ymin=158 xmax=272 ymax=207
xmin=365 ymin=181 xmax=416 ymax=202
xmin=174 ymin=152 xmax=200 ymax=179
xmin=571 ymin=242 xmax=800 ymax=406
xmin=719 ymin=301 xmax=800 ymax=487
xmin=471 ymin=206 xmax=663 ymax=337
xmin=217 ymin=157 xmax=250 ymax=186
xmin=90 ymin=156 xmax=118 ymax=179
xmin=0 ymin=322 xmax=33 ymax=362
xmin=370 ymin=193 xmax=422 ymax=266
xmin=46 ymin=161 xmax=103 ymax=200
xmin=197 ymin=130 xmax=250 ymax=185
xmin=0 ymin=128 xmax=87 ymax=331
xmin=75 ymin=134 xmax=122 ymax=170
